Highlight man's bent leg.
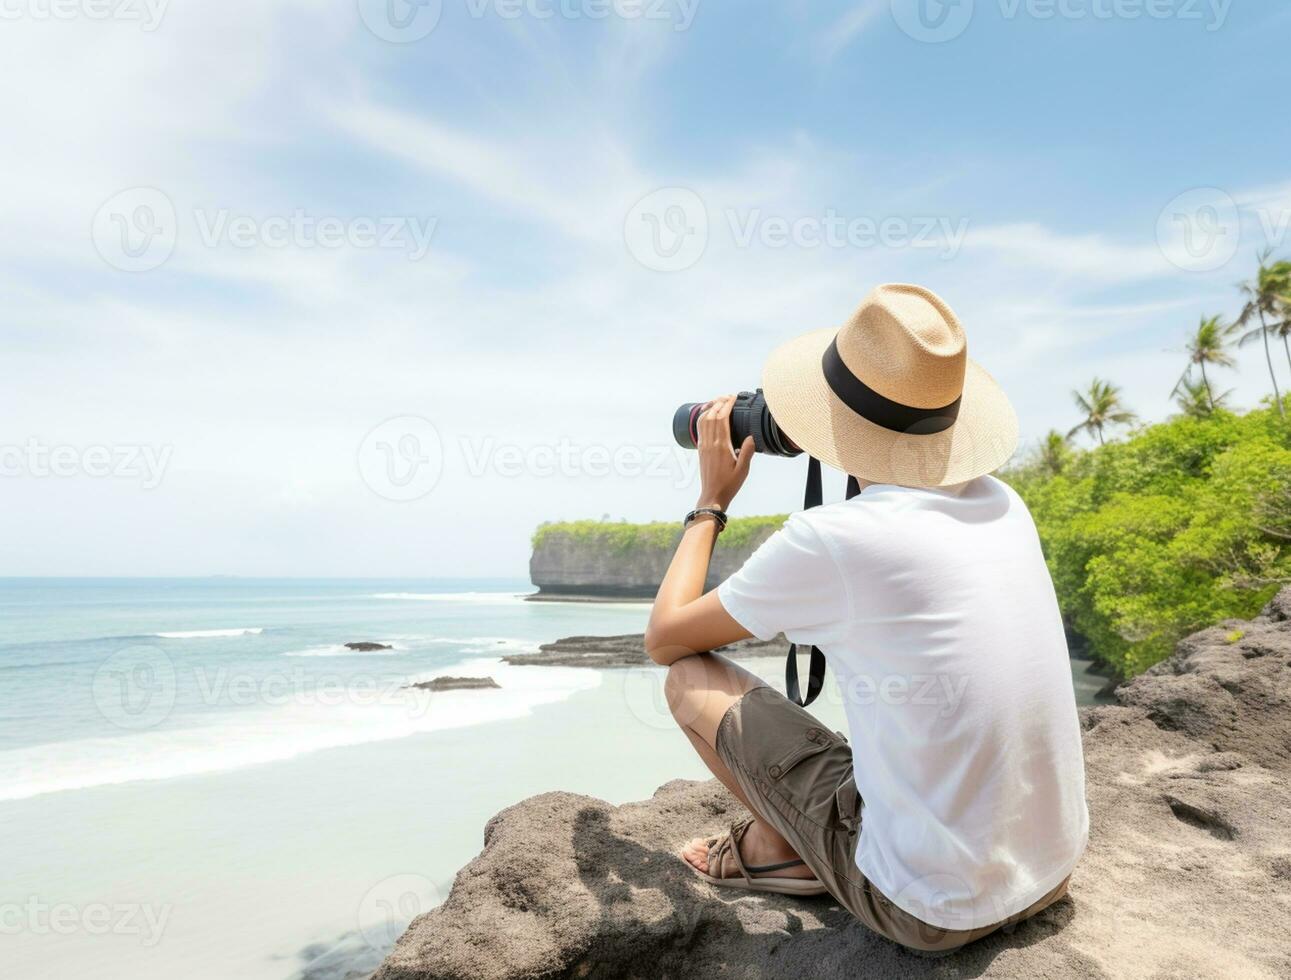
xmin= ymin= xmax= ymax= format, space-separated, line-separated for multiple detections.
xmin=665 ymin=653 xmax=809 ymax=872
xmin=665 ymin=652 xmax=769 ymax=816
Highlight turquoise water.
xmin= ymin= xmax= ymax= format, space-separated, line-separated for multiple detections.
xmin=0 ymin=578 xmax=1105 ymax=979
xmin=0 ymin=578 xmax=653 ymax=801
xmin=1 ymin=578 xmax=658 ymax=980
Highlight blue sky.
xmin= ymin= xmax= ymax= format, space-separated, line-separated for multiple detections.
xmin=2 ymin=0 xmax=1290 ymax=577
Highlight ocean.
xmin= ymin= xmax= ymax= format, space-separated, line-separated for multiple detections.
xmin=0 ymin=578 xmax=652 ymax=803
xmin=0 ymin=578 xmax=1107 ymax=979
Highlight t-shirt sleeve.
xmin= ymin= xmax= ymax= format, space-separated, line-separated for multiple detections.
xmin=716 ymin=514 xmax=850 ymax=646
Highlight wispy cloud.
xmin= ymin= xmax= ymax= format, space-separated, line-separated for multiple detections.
xmin=816 ymin=0 xmax=885 ymax=62
xmin=2 ymin=1 xmax=1287 ymax=575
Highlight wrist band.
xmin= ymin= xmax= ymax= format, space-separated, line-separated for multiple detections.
xmin=684 ymin=507 xmax=728 ymax=532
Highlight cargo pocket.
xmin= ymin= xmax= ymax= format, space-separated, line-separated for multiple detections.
xmin=762 ymin=726 xmax=835 ymax=783
xmin=760 ymin=726 xmax=852 ymax=833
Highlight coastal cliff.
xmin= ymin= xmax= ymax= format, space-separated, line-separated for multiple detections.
xmin=373 ymin=587 xmax=1291 ymax=980
xmin=528 ymin=517 xmax=785 ymax=599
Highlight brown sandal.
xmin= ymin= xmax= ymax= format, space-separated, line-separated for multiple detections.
xmin=689 ymin=818 xmax=828 ymax=896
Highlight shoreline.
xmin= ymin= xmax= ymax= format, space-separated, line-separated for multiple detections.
xmin=3 ymin=652 xmax=800 ymax=980
xmin=6 ymin=591 xmax=1114 ymax=980
xmin=524 ymin=591 xmax=653 ymax=604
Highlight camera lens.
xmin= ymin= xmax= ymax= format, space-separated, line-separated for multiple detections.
xmin=671 ymin=403 xmax=704 ymax=449
xmin=671 ymin=391 xmax=800 ymax=457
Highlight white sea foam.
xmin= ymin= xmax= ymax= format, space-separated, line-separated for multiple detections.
xmin=0 ymin=660 xmax=601 ymax=802
xmin=281 ymin=644 xmax=405 ymax=658
xmin=154 ymin=627 xmax=264 ymax=639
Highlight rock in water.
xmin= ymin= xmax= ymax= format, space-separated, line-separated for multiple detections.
xmin=345 ymin=642 xmax=393 ymax=652
xmin=374 ymin=588 xmax=1291 ymax=980
xmin=405 ymin=677 xmax=501 ymax=692
xmin=503 ymin=633 xmax=787 ymax=668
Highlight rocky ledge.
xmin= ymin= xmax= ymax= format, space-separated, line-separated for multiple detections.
xmin=375 ymin=588 xmax=1291 ymax=980
xmin=405 ymin=677 xmax=501 ymax=692
xmin=502 ymin=633 xmax=787 ymax=668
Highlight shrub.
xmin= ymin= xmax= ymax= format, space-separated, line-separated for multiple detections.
xmin=532 ymin=514 xmax=788 ymax=557
xmin=1005 ymin=404 xmax=1290 ymax=676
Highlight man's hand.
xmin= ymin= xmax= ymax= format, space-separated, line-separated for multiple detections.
xmin=644 ymin=394 xmax=756 ymax=665
xmin=695 ymin=394 xmax=755 ymax=512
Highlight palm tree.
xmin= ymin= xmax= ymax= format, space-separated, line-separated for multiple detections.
xmin=1069 ymin=378 xmax=1137 ymax=446
xmin=1173 ymin=377 xmax=1232 ymax=418
xmin=1235 ymin=251 xmax=1291 ymax=418
xmin=1037 ymin=430 xmax=1070 ymax=476
xmin=1276 ymin=315 xmax=1291 ymax=379
xmin=1174 ymin=315 xmax=1238 ymax=410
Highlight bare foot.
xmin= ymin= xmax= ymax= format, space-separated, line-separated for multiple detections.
xmin=682 ymin=819 xmax=817 ymax=880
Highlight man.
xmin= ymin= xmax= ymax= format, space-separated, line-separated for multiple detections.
xmin=644 ymin=283 xmax=1087 ymax=952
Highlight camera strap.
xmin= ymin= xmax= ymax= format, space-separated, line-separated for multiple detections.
xmin=785 ymin=457 xmax=861 ymax=707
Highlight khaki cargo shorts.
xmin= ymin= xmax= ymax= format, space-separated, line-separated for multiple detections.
xmin=714 ymin=684 xmax=1070 ymax=953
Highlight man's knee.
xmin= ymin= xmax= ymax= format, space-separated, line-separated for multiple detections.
xmin=664 ymin=655 xmax=707 ymax=715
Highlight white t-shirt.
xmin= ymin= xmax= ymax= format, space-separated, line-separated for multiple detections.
xmin=717 ymin=476 xmax=1088 ymax=931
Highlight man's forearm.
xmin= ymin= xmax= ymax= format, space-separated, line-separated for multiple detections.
xmin=644 ymin=396 xmax=756 ymax=664
xmin=653 ymin=516 xmax=720 ymax=615
xmin=644 ymin=516 xmax=751 ymax=665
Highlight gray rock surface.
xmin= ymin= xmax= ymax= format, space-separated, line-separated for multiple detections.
xmin=374 ymin=588 xmax=1291 ymax=980
xmin=346 ymin=642 xmax=394 ymax=652
xmin=529 ymin=527 xmax=776 ymax=599
xmin=503 ymin=633 xmax=788 ymax=668
xmin=406 ymin=677 xmax=501 ymax=692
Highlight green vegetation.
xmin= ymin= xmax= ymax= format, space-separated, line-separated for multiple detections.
xmin=1006 ymin=253 xmax=1291 ymax=676
xmin=1173 ymin=315 xmax=1239 ymax=413
xmin=532 ymin=514 xmax=788 ymax=556
xmin=1235 ymin=251 xmax=1291 ymax=419
xmin=1068 ymin=378 xmax=1137 ymax=446
xmin=1007 ymin=404 xmax=1290 ymax=677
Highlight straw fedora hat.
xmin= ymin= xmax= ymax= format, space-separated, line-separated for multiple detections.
xmin=762 ymin=283 xmax=1018 ymax=488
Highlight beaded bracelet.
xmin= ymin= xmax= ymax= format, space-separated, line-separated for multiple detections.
xmin=684 ymin=507 xmax=728 ymax=532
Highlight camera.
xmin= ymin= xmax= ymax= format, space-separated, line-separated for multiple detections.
xmin=671 ymin=389 xmax=801 ymax=457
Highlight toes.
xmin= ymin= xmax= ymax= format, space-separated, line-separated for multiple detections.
xmin=681 ymin=838 xmax=710 ymax=872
